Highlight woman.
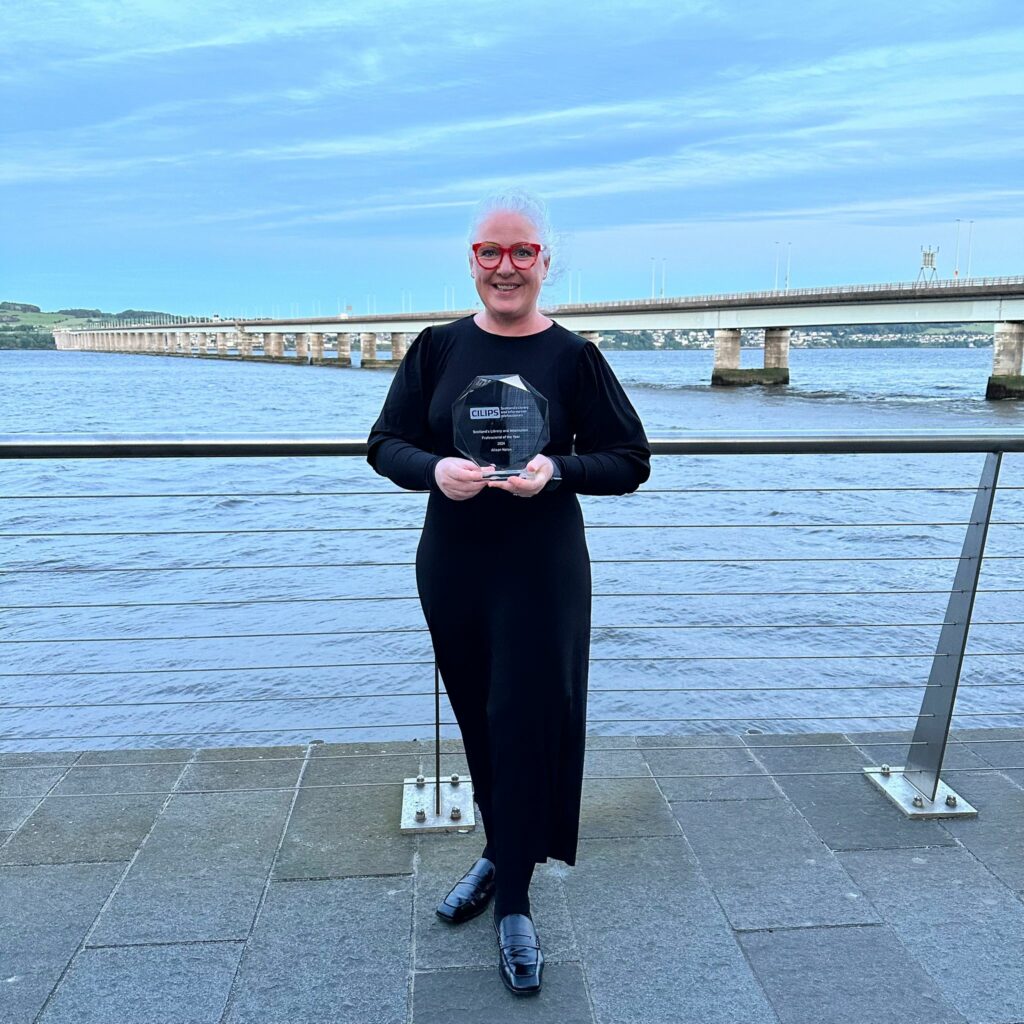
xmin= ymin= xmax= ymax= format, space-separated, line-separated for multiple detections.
xmin=366 ymin=189 xmax=650 ymax=996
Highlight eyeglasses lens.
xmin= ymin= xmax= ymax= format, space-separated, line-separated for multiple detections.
xmin=474 ymin=243 xmax=540 ymax=269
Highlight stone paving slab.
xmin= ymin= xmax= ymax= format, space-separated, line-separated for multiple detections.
xmin=583 ymin=742 xmax=648 ymax=779
xmin=4 ymin=731 xmax=1024 ymax=1022
xmin=0 ymin=764 xmax=73 ymax=799
xmin=746 ymin=733 xmax=957 ymax=851
xmin=275 ymin=777 xmax=415 ymax=879
xmin=638 ymin=733 xmax=779 ymax=801
xmin=898 ymin=918 xmax=1024 ymax=1024
xmin=37 ymin=942 xmax=244 ymax=1024
xmin=310 ymin=738 xmax=471 ymax=782
xmin=738 ymin=924 xmax=967 ymax=1024
xmin=0 ymin=786 xmax=178 ymax=865
xmin=0 ymin=749 xmax=191 ymax=864
xmin=415 ymin=832 xmax=578 ymax=970
xmin=936 ymin=770 xmax=1024 ymax=892
xmin=179 ymin=744 xmax=305 ymax=792
xmin=953 ymin=726 xmax=1024 ymax=788
xmin=412 ymin=964 xmax=594 ymax=1023
xmin=0 ymin=751 xmax=81 ymax=767
xmin=839 ymin=846 xmax=1024 ymax=1023
xmin=75 ymin=747 xmax=193 ymax=768
xmin=222 ymin=876 xmax=412 ymax=1024
xmin=0 ymin=798 xmax=40 ymax=831
xmin=563 ymin=836 xmax=777 ymax=1024
xmin=274 ymin=740 xmax=470 ymax=879
xmin=88 ymin=790 xmax=293 ymax=946
xmin=577 ymin=776 xmax=680 ymax=839
xmin=838 ymin=845 xmax=1022 ymax=926
xmin=0 ymin=748 xmax=192 ymax=864
xmin=0 ymin=862 xmax=124 ymax=1024
xmin=670 ymin=796 xmax=879 ymax=930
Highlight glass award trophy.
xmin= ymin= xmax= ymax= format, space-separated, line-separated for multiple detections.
xmin=452 ymin=374 xmax=550 ymax=479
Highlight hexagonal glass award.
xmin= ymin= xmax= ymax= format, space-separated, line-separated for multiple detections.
xmin=452 ymin=374 xmax=550 ymax=479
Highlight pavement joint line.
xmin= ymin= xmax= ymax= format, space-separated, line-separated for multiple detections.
xmin=738 ymin=731 xmax=824 ymax=803
xmin=271 ymin=870 xmax=416 ymax=882
xmin=31 ymin=747 xmax=199 ymax=1023
xmin=84 ymin=938 xmax=246 ymax=950
xmin=955 ymin=736 xmax=1024 ymax=794
xmin=1 ymin=858 xmax=132 ymax=868
xmin=216 ymin=739 xmax=315 ymax=1024
xmin=407 ymin=845 xmax=420 ymax=1024
xmin=4 ymin=749 xmax=83 ymax=847
xmin=558 ymin=869 xmax=599 ymax=1024
xmin=640 ymin=740 xmax=787 ymax=1021
xmin=576 ymin=831 xmax=685 ymax=842
xmin=0 ymin=750 xmax=464 ymax=772
xmin=79 ymin=749 xmax=200 ymax=950
xmin=732 ymin=921 xmax=891 ymax=935
xmin=731 ymin=912 xmax=786 ymax=1024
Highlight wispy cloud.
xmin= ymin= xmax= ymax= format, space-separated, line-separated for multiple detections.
xmin=5 ymin=1 xmax=1023 ymax=304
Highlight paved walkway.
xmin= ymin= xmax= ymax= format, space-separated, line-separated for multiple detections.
xmin=2 ymin=727 xmax=1024 ymax=1023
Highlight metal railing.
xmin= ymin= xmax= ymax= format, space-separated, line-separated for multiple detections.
xmin=2 ymin=431 xmax=1023 ymax=823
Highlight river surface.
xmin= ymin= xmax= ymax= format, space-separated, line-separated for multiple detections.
xmin=1 ymin=344 xmax=1022 ymax=750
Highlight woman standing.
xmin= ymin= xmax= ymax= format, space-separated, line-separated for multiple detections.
xmin=366 ymin=190 xmax=650 ymax=995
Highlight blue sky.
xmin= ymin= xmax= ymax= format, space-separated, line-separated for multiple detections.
xmin=2 ymin=0 xmax=1022 ymax=316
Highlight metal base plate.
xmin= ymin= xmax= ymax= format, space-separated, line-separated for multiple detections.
xmin=863 ymin=766 xmax=978 ymax=819
xmin=400 ymin=776 xmax=477 ymax=834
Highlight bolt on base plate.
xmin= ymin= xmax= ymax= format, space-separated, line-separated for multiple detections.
xmin=400 ymin=775 xmax=477 ymax=833
xmin=863 ymin=765 xmax=978 ymax=819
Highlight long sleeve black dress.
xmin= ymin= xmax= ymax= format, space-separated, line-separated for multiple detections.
xmin=366 ymin=315 xmax=650 ymax=868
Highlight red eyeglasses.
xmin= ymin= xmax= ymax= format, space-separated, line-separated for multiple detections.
xmin=471 ymin=241 xmax=544 ymax=270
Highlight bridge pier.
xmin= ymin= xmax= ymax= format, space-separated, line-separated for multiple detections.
xmin=309 ymin=332 xmax=324 ymax=362
xmin=335 ymin=333 xmax=353 ymax=367
xmin=390 ymin=332 xmax=409 ymax=364
xmin=712 ymin=327 xmax=790 ymax=386
xmin=295 ymin=332 xmax=309 ymax=362
xmin=987 ymin=322 xmax=1024 ymax=399
xmin=361 ymin=332 xmax=391 ymax=368
xmin=265 ymin=332 xmax=284 ymax=359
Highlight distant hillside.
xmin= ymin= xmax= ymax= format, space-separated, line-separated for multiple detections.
xmin=0 ymin=301 xmax=180 ymax=349
xmin=598 ymin=324 xmax=995 ymax=350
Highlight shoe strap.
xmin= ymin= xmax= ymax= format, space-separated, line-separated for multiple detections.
xmin=463 ymin=861 xmax=494 ymax=882
xmin=498 ymin=919 xmax=540 ymax=949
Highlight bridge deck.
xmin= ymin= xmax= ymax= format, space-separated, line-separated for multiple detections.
xmin=3 ymin=727 xmax=1024 ymax=1023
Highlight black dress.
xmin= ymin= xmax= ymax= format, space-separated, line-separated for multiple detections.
xmin=366 ymin=316 xmax=650 ymax=867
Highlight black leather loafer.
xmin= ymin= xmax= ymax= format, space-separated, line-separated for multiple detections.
xmin=435 ymin=857 xmax=496 ymax=924
xmin=493 ymin=911 xmax=544 ymax=995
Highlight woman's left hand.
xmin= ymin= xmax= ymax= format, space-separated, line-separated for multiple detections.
xmin=486 ymin=455 xmax=554 ymax=498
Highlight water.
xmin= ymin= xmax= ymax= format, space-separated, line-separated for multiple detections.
xmin=1 ymin=346 xmax=1022 ymax=750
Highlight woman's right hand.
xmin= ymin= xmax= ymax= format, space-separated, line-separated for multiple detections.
xmin=434 ymin=457 xmax=495 ymax=501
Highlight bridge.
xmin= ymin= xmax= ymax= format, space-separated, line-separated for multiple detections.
xmin=54 ymin=276 xmax=1024 ymax=398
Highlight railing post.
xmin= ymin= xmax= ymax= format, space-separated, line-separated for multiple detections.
xmin=864 ymin=450 xmax=1001 ymax=818
xmin=435 ymin=662 xmax=442 ymax=817
xmin=398 ymin=660 xmax=476 ymax=834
